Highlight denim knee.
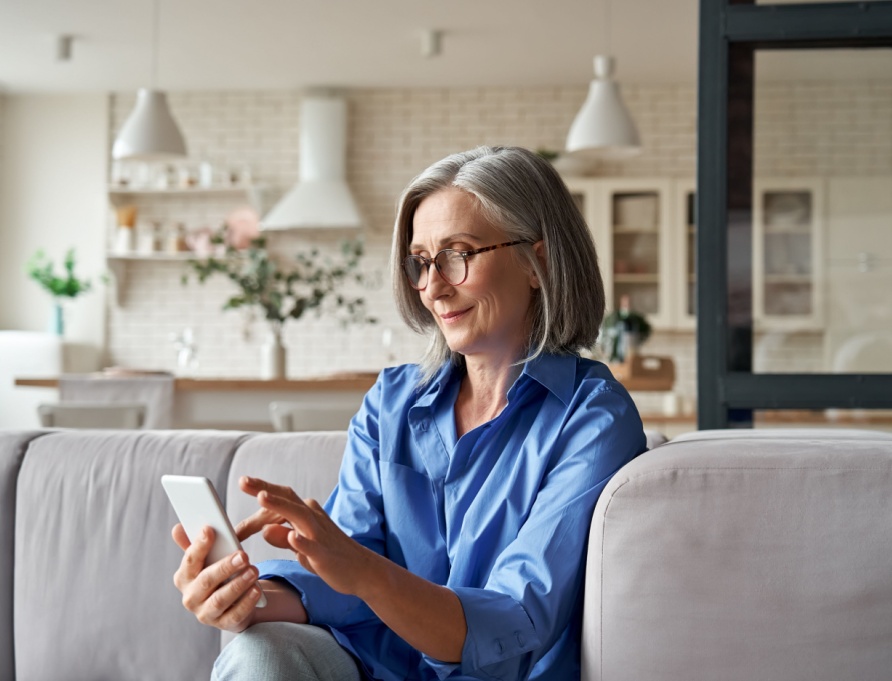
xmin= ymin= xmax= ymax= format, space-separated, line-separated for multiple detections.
xmin=212 ymin=622 xmax=360 ymax=681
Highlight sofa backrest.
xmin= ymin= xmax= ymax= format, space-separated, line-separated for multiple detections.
xmin=583 ymin=429 xmax=892 ymax=681
xmin=13 ymin=429 xmax=248 ymax=681
xmin=2 ymin=428 xmax=348 ymax=681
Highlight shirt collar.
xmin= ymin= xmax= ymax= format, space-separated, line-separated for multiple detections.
xmin=516 ymin=353 xmax=577 ymax=406
xmin=414 ymin=353 xmax=578 ymax=409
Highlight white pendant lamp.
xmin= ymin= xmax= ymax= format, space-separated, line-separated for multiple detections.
xmin=112 ymin=0 xmax=186 ymax=161
xmin=565 ymin=0 xmax=641 ymax=159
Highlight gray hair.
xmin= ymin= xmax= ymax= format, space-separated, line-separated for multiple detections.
xmin=391 ymin=146 xmax=605 ymax=383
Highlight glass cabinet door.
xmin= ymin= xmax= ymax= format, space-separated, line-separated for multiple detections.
xmin=564 ymin=177 xmax=676 ymax=329
xmin=753 ymin=178 xmax=825 ymax=330
xmin=601 ymin=179 xmax=675 ymax=329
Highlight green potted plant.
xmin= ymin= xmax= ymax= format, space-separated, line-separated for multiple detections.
xmin=183 ymin=228 xmax=375 ymax=379
xmin=600 ymin=294 xmax=652 ymax=363
xmin=26 ymin=248 xmax=93 ymax=336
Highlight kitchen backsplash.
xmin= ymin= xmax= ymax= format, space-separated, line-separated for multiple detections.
xmin=106 ymin=81 xmax=891 ymax=407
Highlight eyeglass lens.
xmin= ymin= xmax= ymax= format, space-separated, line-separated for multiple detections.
xmin=404 ymin=250 xmax=467 ymax=289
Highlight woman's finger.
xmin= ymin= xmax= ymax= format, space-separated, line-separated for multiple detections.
xmin=183 ymin=549 xmax=252 ymax=613
xmin=174 ymin=526 xmax=215 ymax=589
xmin=171 ymin=523 xmax=190 ymax=551
xmin=234 ymin=506 xmax=286 ymax=542
xmin=239 ymin=475 xmax=301 ymax=501
xmin=262 ymin=523 xmax=296 ymax=550
xmin=256 ymin=490 xmax=317 ymax=536
xmin=194 ymin=561 xmax=259 ymax=624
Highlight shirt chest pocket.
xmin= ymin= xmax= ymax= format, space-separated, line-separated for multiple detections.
xmin=378 ymin=461 xmax=449 ymax=582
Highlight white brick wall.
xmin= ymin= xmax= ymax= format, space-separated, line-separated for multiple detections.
xmin=106 ymin=81 xmax=891 ymax=400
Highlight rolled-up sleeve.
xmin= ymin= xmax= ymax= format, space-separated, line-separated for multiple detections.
xmin=424 ymin=385 xmax=645 ymax=680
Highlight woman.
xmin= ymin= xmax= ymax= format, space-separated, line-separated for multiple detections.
xmin=173 ymin=146 xmax=646 ymax=680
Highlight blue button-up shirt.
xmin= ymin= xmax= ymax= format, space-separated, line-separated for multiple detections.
xmin=259 ymin=353 xmax=646 ymax=680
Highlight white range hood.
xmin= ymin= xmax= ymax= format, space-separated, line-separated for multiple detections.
xmin=262 ymin=95 xmax=363 ymax=230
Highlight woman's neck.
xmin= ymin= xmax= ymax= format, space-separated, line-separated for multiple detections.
xmin=454 ymin=356 xmax=524 ymax=438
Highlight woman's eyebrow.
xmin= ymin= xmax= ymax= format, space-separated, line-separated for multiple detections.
xmin=409 ymin=232 xmax=481 ymax=250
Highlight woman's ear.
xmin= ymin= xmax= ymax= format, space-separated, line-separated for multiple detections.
xmin=530 ymin=240 xmax=546 ymax=289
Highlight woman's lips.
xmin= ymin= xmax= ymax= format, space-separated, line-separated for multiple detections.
xmin=439 ymin=308 xmax=471 ymax=324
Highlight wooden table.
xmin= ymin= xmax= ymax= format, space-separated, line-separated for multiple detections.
xmin=15 ymin=373 xmax=379 ymax=431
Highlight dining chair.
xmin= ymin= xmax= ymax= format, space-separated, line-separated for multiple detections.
xmin=37 ymin=402 xmax=148 ymax=429
xmin=269 ymin=401 xmax=356 ymax=432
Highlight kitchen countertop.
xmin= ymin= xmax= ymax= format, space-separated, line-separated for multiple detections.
xmin=15 ymin=372 xmax=380 ymax=391
xmin=15 ymin=371 xmax=672 ymax=392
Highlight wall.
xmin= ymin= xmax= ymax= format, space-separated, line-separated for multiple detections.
xmin=0 ymin=94 xmax=108 ymax=352
xmin=104 ymin=80 xmax=892 ymax=410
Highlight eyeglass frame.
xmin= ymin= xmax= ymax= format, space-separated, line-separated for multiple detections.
xmin=402 ymin=240 xmax=532 ymax=291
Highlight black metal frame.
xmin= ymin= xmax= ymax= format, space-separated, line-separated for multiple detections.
xmin=697 ymin=1 xmax=892 ymax=429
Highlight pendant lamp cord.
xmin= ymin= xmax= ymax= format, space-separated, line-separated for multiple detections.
xmin=151 ymin=0 xmax=160 ymax=88
xmin=603 ymin=0 xmax=611 ymax=56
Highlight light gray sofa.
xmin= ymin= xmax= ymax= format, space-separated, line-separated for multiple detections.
xmin=1 ymin=427 xmax=890 ymax=681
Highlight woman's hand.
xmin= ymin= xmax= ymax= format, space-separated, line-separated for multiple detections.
xmin=237 ymin=476 xmax=375 ymax=597
xmin=237 ymin=475 xmax=466 ymax=662
xmin=171 ymin=524 xmax=265 ymax=633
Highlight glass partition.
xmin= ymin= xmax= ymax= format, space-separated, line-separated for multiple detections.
xmin=748 ymin=49 xmax=892 ymax=374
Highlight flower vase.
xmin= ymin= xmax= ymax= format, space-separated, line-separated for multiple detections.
xmin=260 ymin=324 xmax=286 ymax=380
xmin=49 ymin=299 xmax=65 ymax=336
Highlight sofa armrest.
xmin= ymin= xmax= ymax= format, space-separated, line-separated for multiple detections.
xmin=582 ymin=430 xmax=892 ymax=681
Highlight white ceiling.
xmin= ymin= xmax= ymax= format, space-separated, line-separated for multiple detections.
xmin=0 ymin=0 xmax=702 ymax=92
xmin=1 ymin=1 xmax=889 ymax=94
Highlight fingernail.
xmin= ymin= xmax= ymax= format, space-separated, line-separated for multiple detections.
xmin=231 ymin=553 xmax=245 ymax=568
xmin=242 ymin=569 xmax=256 ymax=582
xmin=250 ymin=586 xmax=261 ymax=598
xmin=202 ymin=527 xmax=210 ymax=540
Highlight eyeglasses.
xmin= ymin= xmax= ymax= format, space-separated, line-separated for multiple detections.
xmin=403 ymin=240 xmax=530 ymax=290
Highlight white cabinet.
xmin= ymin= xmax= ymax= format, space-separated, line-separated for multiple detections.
xmin=566 ymin=176 xmax=826 ymax=332
xmin=753 ymin=177 xmax=825 ymax=331
xmin=565 ymin=177 xmax=678 ymax=329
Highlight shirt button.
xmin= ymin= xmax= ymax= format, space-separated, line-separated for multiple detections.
xmin=419 ymin=420 xmax=428 ymax=431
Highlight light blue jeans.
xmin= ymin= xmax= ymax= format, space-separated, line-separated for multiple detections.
xmin=212 ymin=622 xmax=362 ymax=681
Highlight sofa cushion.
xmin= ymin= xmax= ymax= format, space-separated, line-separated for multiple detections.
xmin=13 ymin=429 xmax=251 ymax=681
xmin=0 ymin=431 xmax=46 ymax=681
xmin=583 ymin=432 xmax=892 ymax=681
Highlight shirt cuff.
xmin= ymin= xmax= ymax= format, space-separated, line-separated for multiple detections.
xmin=257 ymin=559 xmax=373 ymax=627
xmin=423 ymin=586 xmax=542 ymax=679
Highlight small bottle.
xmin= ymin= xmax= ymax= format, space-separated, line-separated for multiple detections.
xmin=135 ymin=220 xmax=155 ymax=255
xmin=175 ymin=223 xmax=189 ymax=252
xmin=199 ymin=160 xmax=214 ymax=188
xmin=164 ymin=223 xmax=180 ymax=254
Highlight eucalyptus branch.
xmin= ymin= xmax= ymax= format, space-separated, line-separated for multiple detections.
xmin=182 ymin=228 xmax=376 ymax=328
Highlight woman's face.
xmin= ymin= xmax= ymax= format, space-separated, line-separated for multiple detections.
xmin=410 ymin=187 xmax=540 ymax=363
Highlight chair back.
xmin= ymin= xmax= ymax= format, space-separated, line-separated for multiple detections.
xmin=37 ymin=403 xmax=147 ymax=429
xmin=269 ymin=401 xmax=356 ymax=432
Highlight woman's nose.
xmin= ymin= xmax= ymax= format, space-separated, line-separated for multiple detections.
xmin=423 ymin=263 xmax=451 ymax=299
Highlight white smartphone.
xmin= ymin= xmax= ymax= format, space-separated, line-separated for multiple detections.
xmin=161 ymin=474 xmax=267 ymax=608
